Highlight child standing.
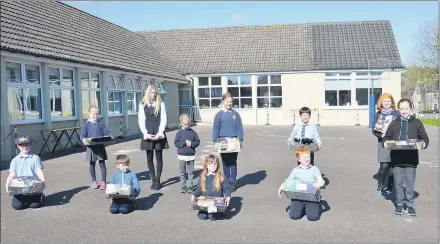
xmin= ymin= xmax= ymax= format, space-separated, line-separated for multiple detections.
xmin=108 ymin=154 xmax=141 ymax=214
xmin=174 ymin=114 xmax=200 ymax=194
xmin=383 ymin=98 xmax=429 ymax=216
xmin=287 ymin=107 xmax=322 ymax=165
xmin=5 ymin=136 xmax=45 ymax=210
xmin=278 ymin=146 xmax=325 ymax=221
xmin=191 ymin=155 xmax=231 ymax=221
xmin=80 ymin=105 xmax=112 ymax=190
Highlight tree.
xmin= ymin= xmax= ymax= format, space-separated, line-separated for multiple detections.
xmin=402 ymin=65 xmax=437 ymax=111
xmin=413 ymin=19 xmax=439 ymax=70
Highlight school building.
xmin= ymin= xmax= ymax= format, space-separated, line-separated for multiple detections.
xmin=1 ymin=1 xmax=405 ymax=161
xmin=140 ymin=20 xmax=405 ymax=126
xmin=0 ymin=1 xmax=188 ymax=161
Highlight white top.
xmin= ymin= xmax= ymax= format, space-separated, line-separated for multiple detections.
xmin=138 ymin=101 xmax=167 ymax=138
xmin=177 ymin=155 xmax=196 ymax=161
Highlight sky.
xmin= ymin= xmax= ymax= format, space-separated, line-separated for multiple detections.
xmin=64 ymin=1 xmax=438 ymax=66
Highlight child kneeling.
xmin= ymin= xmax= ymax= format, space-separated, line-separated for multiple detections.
xmin=108 ymin=155 xmax=141 ymax=214
xmin=191 ymin=155 xmax=231 ymax=221
xmin=278 ymin=147 xmax=324 ymax=221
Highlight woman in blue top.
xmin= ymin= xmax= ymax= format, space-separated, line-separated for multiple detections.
xmin=212 ymin=92 xmax=244 ymax=193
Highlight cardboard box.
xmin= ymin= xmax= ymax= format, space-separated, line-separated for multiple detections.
xmin=283 ymin=180 xmax=320 ymax=202
xmin=8 ymin=177 xmax=45 ymax=195
xmin=189 ymin=196 xmax=227 ymax=213
xmin=85 ymin=136 xmax=114 ymax=146
xmin=105 ymin=184 xmax=132 ymax=199
xmin=215 ymin=137 xmax=241 ymax=153
xmin=386 ymin=140 xmax=425 ymax=150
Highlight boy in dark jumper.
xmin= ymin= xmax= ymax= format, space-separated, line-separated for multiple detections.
xmin=191 ymin=155 xmax=231 ymax=221
xmin=383 ymin=98 xmax=429 ymax=216
xmin=174 ymin=114 xmax=200 ymax=194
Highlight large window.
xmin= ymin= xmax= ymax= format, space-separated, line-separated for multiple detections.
xmin=157 ymin=81 xmax=168 ymax=104
xmin=198 ymin=77 xmax=222 ymax=109
xmin=355 ymin=72 xmax=382 ymax=106
xmin=6 ymin=61 xmax=42 ymax=121
xmin=325 ymin=73 xmax=352 ymax=107
xmin=48 ymin=68 xmax=75 ymax=119
xmin=227 ymin=75 xmax=252 ymax=108
xmin=256 ymin=75 xmax=282 ymax=108
xmin=106 ymin=75 xmax=124 ymax=115
xmin=126 ymin=77 xmax=142 ymax=113
xmin=81 ymin=72 xmax=101 ymax=117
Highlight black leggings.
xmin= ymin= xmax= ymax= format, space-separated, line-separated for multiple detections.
xmin=90 ymin=160 xmax=106 ymax=182
xmin=378 ymin=162 xmax=393 ymax=188
xmin=146 ymin=150 xmax=163 ymax=179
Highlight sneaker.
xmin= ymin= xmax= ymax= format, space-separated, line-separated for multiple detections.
xmin=91 ymin=181 xmax=99 ymax=189
xmin=407 ymin=207 xmax=417 ymax=216
xmin=229 ymin=182 xmax=237 ymax=193
xmin=394 ymin=206 xmax=404 ymax=215
xmin=180 ymin=185 xmax=187 ymax=193
xmin=381 ymin=187 xmax=392 ymax=195
xmin=99 ymin=181 xmax=107 ymax=190
xmin=186 ymin=186 xmax=194 ymax=194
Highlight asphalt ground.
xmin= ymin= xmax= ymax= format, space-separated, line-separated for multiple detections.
xmin=1 ymin=125 xmax=438 ymax=243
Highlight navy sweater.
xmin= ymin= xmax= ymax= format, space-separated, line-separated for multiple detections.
xmin=193 ymin=175 xmax=231 ymax=198
xmin=80 ymin=119 xmax=112 ymax=140
xmin=212 ymin=110 xmax=244 ymax=143
xmin=174 ymin=127 xmax=200 ymax=156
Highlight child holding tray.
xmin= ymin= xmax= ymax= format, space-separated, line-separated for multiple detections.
xmin=382 ymin=98 xmax=429 ymax=216
xmin=278 ymin=146 xmax=324 ymax=221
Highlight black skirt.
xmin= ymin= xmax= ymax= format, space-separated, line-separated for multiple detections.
xmin=140 ymin=134 xmax=169 ymax=151
xmin=86 ymin=144 xmax=107 ymax=162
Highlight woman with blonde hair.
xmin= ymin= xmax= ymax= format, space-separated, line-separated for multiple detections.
xmin=138 ymin=84 xmax=169 ymax=190
xmin=372 ymin=93 xmax=400 ymax=194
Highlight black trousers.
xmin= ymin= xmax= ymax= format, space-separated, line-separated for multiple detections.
xmin=288 ymin=200 xmax=320 ymax=221
xmin=146 ymin=149 xmax=163 ymax=179
xmin=12 ymin=194 xmax=43 ymax=210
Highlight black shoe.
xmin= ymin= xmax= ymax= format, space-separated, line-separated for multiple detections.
xmin=394 ymin=206 xmax=404 ymax=215
xmin=150 ymin=178 xmax=156 ymax=190
xmin=381 ymin=187 xmax=392 ymax=195
xmin=407 ymin=207 xmax=417 ymax=216
xmin=180 ymin=185 xmax=187 ymax=193
xmin=377 ymin=183 xmax=383 ymax=192
xmin=154 ymin=178 xmax=161 ymax=190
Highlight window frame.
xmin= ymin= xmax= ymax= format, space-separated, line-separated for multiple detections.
xmin=48 ymin=67 xmax=76 ymax=121
xmin=126 ymin=76 xmax=142 ymax=115
xmin=354 ymin=72 xmax=383 ymax=107
xmin=227 ymin=75 xmax=253 ymax=109
xmin=256 ymin=74 xmax=282 ymax=109
xmin=106 ymin=74 xmax=125 ymax=116
xmin=324 ymin=72 xmax=352 ymax=108
xmin=198 ymin=77 xmax=223 ymax=109
xmin=81 ymin=71 xmax=102 ymax=119
xmin=6 ymin=60 xmax=44 ymax=124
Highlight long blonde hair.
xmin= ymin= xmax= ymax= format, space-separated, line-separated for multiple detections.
xmin=141 ymin=84 xmax=162 ymax=116
xmin=201 ymin=155 xmax=224 ymax=192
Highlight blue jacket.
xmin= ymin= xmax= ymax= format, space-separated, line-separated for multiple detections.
xmin=193 ymin=174 xmax=231 ymax=198
xmin=212 ymin=110 xmax=244 ymax=143
xmin=174 ymin=127 xmax=200 ymax=156
xmin=110 ymin=170 xmax=141 ymax=198
xmin=80 ymin=119 xmax=112 ymax=140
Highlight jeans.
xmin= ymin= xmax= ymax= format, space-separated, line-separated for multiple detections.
xmin=393 ymin=166 xmax=416 ymax=208
xmin=109 ymin=199 xmax=135 ymax=214
xmin=179 ymin=160 xmax=195 ymax=188
xmin=220 ymin=152 xmax=238 ymax=184
xmin=289 ymin=200 xmax=320 ymax=221
xmin=12 ymin=194 xmax=43 ymax=210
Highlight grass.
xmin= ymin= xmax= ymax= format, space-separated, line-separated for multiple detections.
xmin=420 ymin=118 xmax=440 ymax=127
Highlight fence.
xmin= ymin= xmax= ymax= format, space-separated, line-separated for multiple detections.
xmin=178 ymin=106 xmax=201 ymax=122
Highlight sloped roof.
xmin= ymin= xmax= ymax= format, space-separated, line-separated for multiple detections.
xmin=0 ymin=1 xmax=187 ymax=81
xmin=140 ymin=20 xmax=404 ymax=75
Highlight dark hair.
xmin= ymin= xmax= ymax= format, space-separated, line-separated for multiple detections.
xmin=299 ymin=107 xmax=311 ymax=116
xmin=397 ymin=98 xmax=413 ymax=109
xmin=222 ymin=92 xmax=233 ymax=101
xmin=116 ymin=154 xmax=130 ymax=165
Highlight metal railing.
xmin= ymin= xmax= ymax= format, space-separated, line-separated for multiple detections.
xmin=178 ymin=106 xmax=202 ymax=122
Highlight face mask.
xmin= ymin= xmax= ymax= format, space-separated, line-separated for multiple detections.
xmin=149 ymin=93 xmax=157 ymax=100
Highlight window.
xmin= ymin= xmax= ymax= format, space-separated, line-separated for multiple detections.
xmin=325 ymin=73 xmax=352 ymax=107
xmin=81 ymin=72 xmax=101 ymax=117
xmin=256 ymin=75 xmax=282 ymax=108
xmin=48 ymin=68 xmax=75 ymax=118
xmin=157 ymin=81 xmax=168 ymax=104
xmin=227 ymin=75 xmax=253 ymax=108
xmin=126 ymin=77 xmax=142 ymax=113
xmin=106 ymin=75 xmax=124 ymax=115
xmin=355 ymin=72 xmax=382 ymax=106
xmin=433 ymin=93 xmax=439 ymax=100
xmin=198 ymin=77 xmax=222 ymax=109
xmin=7 ymin=61 xmax=42 ymax=121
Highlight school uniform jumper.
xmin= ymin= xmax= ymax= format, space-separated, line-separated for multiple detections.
xmin=109 ymin=170 xmax=141 ymax=214
xmin=287 ymin=121 xmax=322 ymax=165
xmin=382 ymin=115 xmax=429 ymax=209
xmin=193 ymin=173 xmax=231 ymax=220
xmin=286 ymin=165 xmax=323 ymax=221
xmin=9 ymin=153 xmax=44 ymax=210
xmin=174 ymin=127 xmax=200 ymax=189
xmin=372 ymin=109 xmax=400 ymax=190
xmin=212 ymin=109 xmax=244 ymax=185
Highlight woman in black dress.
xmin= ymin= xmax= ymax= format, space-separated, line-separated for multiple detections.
xmin=138 ymin=85 xmax=169 ymax=190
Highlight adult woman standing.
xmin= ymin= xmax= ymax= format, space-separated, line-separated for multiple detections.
xmin=372 ymin=93 xmax=400 ymax=194
xmin=212 ymin=92 xmax=244 ymax=193
xmin=138 ymin=85 xmax=169 ymax=190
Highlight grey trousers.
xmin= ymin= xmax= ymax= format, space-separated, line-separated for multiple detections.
xmin=179 ymin=160 xmax=194 ymax=187
xmin=393 ymin=166 xmax=416 ymax=208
